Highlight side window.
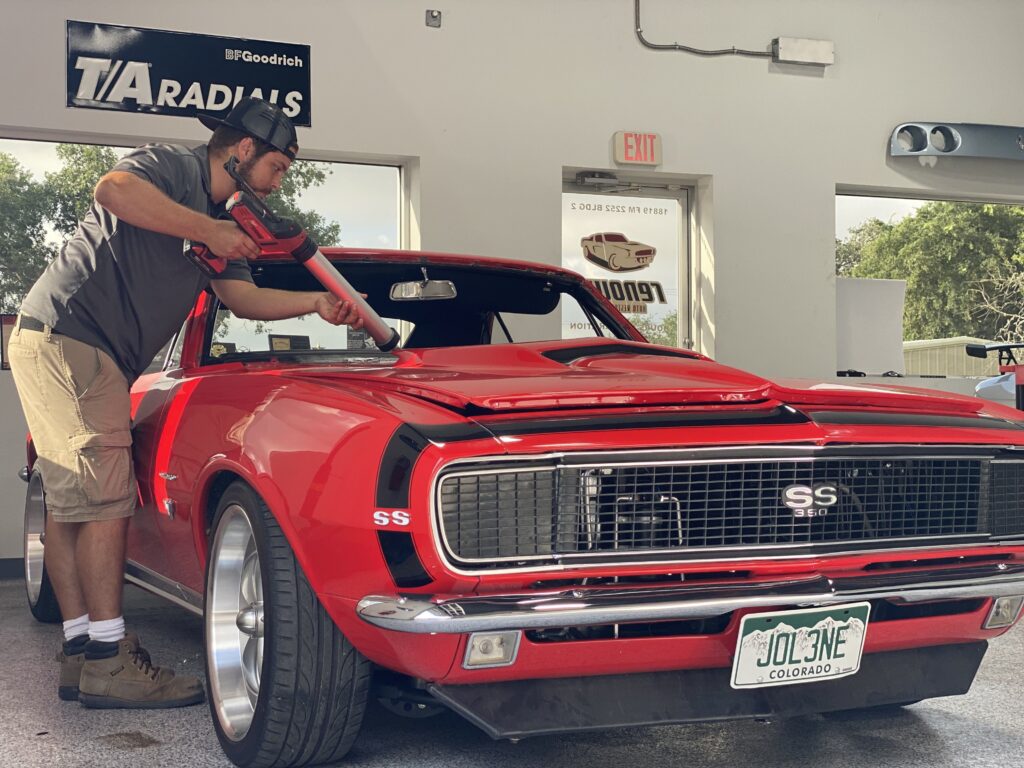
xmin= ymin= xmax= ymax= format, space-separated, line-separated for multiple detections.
xmin=139 ymin=322 xmax=188 ymax=375
xmin=140 ymin=337 xmax=174 ymax=375
xmin=166 ymin=322 xmax=188 ymax=369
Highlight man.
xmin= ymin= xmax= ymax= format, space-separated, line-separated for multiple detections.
xmin=7 ymin=97 xmax=362 ymax=709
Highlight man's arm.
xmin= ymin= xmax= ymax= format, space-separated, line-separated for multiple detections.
xmin=211 ymin=279 xmax=363 ymax=327
xmin=94 ymin=171 xmax=259 ymax=260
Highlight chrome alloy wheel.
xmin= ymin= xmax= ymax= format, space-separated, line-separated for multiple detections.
xmin=207 ymin=503 xmax=265 ymax=742
xmin=24 ymin=472 xmax=46 ymax=605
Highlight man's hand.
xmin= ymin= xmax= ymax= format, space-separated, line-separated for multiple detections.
xmin=314 ymin=292 xmax=366 ymax=329
xmin=204 ymin=220 xmax=260 ymax=260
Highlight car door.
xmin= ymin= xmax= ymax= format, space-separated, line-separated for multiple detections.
xmin=127 ymin=321 xmax=207 ymax=602
xmin=125 ymin=371 xmax=175 ymax=581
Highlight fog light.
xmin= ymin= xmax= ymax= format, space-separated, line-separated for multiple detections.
xmin=984 ymin=596 xmax=1024 ymax=629
xmin=463 ymin=631 xmax=521 ymax=669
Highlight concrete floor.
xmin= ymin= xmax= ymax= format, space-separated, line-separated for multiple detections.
xmin=1 ymin=577 xmax=1023 ymax=768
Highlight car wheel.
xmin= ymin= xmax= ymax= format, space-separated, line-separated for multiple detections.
xmin=205 ymin=481 xmax=371 ymax=768
xmin=24 ymin=470 xmax=62 ymax=623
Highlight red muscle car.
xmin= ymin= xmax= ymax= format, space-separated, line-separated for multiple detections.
xmin=21 ymin=248 xmax=1024 ymax=768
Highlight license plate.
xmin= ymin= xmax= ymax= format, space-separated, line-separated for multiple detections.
xmin=730 ymin=602 xmax=871 ymax=689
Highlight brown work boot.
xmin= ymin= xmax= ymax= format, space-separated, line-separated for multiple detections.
xmin=57 ymin=637 xmax=88 ymax=701
xmin=78 ymin=633 xmax=205 ymax=709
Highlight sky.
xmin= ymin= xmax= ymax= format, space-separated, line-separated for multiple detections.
xmin=0 ymin=137 xmax=400 ymax=249
xmin=835 ymin=195 xmax=925 ymax=240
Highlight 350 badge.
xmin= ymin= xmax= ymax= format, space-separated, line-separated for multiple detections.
xmin=782 ymin=483 xmax=839 ymax=518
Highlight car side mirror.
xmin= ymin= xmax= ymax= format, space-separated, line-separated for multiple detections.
xmin=390 ymin=280 xmax=457 ymax=301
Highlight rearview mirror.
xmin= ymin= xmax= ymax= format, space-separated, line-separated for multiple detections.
xmin=390 ymin=280 xmax=457 ymax=301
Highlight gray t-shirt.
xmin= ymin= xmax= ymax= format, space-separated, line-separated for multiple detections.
xmin=21 ymin=143 xmax=253 ymax=382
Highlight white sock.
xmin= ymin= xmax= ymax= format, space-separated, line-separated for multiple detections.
xmin=62 ymin=614 xmax=89 ymax=643
xmin=89 ymin=616 xmax=126 ymax=644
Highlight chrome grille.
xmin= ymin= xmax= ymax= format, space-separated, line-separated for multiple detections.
xmin=437 ymin=455 xmax=1024 ymax=566
xmin=991 ymin=461 xmax=1024 ymax=536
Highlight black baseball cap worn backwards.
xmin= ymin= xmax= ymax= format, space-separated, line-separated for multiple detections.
xmin=199 ymin=97 xmax=299 ymax=160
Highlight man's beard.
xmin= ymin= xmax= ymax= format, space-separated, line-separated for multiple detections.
xmin=236 ymin=156 xmax=273 ymax=198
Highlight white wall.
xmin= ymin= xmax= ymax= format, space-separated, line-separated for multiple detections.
xmin=0 ymin=375 xmax=28 ymax=560
xmin=2 ymin=0 xmax=1023 ymax=558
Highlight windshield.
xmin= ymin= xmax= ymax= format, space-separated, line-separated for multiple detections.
xmin=204 ymin=260 xmax=631 ymax=366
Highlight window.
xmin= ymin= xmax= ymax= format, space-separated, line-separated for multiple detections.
xmin=836 ymin=194 xmax=1024 ymax=378
xmin=562 ymin=178 xmax=690 ymax=349
xmin=0 ymin=137 xmax=402 ymax=372
xmin=201 ymin=260 xmax=633 ymax=365
xmin=492 ymin=296 xmax=617 ymax=345
xmin=0 ymin=137 xmax=401 ymax=310
xmin=209 ymin=305 xmax=401 ymax=362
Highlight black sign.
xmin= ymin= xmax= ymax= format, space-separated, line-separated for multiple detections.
xmin=66 ymin=20 xmax=311 ymax=126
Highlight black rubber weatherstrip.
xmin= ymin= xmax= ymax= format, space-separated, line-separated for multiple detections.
xmin=809 ymin=410 xmax=1024 ymax=431
xmin=412 ymin=406 xmax=807 ymax=441
xmin=543 ymin=343 xmax=699 ymax=365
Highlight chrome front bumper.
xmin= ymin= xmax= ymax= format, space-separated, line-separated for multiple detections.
xmin=356 ymin=562 xmax=1024 ymax=634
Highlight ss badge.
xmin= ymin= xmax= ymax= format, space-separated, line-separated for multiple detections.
xmin=782 ymin=483 xmax=839 ymax=518
xmin=373 ymin=510 xmax=411 ymax=527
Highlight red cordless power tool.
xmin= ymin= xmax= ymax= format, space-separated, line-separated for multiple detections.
xmin=186 ymin=157 xmax=400 ymax=352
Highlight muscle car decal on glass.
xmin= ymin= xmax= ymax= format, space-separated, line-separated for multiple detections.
xmin=580 ymin=232 xmax=657 ymax=272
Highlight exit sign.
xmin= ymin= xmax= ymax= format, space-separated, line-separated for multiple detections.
xmin=614 ymin=131 xmax=661 ymax=166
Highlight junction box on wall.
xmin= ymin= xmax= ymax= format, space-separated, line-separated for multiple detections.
xmin=771 ymin=37 xmax=835 ymax=66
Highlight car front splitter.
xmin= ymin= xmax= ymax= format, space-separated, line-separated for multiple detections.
xmin=427 ymin=642 xmax=986 ymax=739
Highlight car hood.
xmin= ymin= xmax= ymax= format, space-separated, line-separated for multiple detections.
xmin=292 ymin=340 xmax=992 ymax=416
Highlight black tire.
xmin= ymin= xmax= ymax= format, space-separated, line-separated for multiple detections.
xmin=24 ymin=470 xmax=62 ymax=623
xmin=205 ymin=480 xmax=371 ymax=768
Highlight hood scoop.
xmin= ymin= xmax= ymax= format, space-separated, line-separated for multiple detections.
xmin=541 ymin=343 xmax=698 ymax=365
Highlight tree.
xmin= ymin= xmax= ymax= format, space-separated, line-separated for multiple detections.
xmin=630 ymin=311 xmax=679 ymax=347
xmin=0 ymin=143 xmax=343 ymax=313
xmin=835 ymin=218 xmax=890 ymax=276
xmin=0 ymin=153 xmax=54 ymax=312
xmin=43 ymin=144 xmax=341 ymax=246
xmin=266 ymin=160 xmax=341 ymax=246
xmin=848 ymin=202 xmax=1024 ymax=341
xmin=44 ymin=144 xmax=120 ymax=238
xmin=975 ymin=253 xmax=1024 ymax=341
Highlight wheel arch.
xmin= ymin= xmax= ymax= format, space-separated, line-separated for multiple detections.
xmin=193 ymin=466 xmax=281 ymax=574
xmin=192 ymin=462 xmax=331 ymax=601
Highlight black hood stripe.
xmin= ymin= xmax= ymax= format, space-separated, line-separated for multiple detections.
xmin=377 ymin=531 xmax=432 ymax=588
xmin=410 ymin=406 xmax=807 ymax=442
xmin=376 ymin=424 xmax=431 ymax=508
xmin=809 ymin=410 xmax=1023 ymax=431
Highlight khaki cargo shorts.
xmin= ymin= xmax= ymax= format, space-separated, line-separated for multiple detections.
xmin=8 ymin=316 xmax=136 ymax=522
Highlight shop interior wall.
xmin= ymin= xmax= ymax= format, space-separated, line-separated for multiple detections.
xmin=1 ymin=0 xmax=1023 ymax=560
